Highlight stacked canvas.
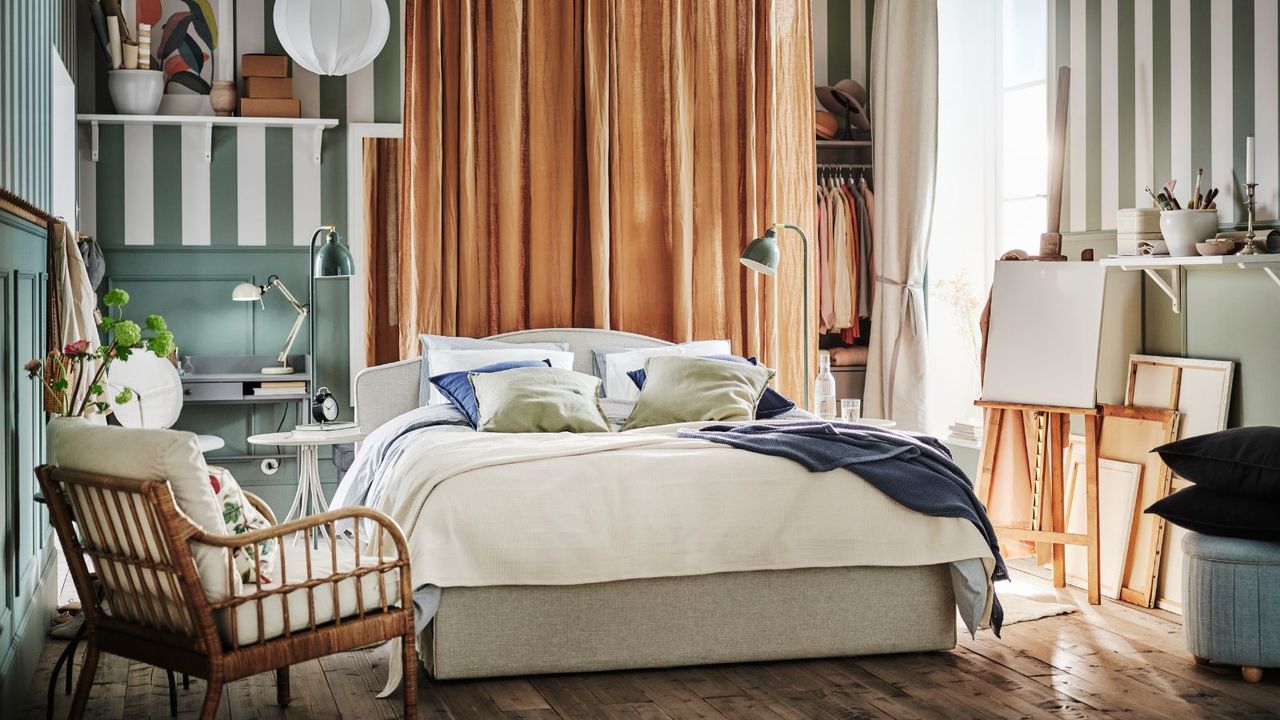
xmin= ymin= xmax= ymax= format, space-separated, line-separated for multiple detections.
xmin=240 ymin=54 xmax=301 ymax=118
xmin=1115 ymin=208 xmax=1162 ymax=255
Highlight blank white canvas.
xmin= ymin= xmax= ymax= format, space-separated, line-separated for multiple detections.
xmin=982 ymin=261 xmax=1108 ymax=408
xmin=1064 ymin=449 xmax=1141 ymax=600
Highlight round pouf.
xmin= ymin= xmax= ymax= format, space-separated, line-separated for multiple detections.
xmin=1182 ymin=531 xmax=1280 ymax=682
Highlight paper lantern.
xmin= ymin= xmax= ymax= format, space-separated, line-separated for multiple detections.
xmin=273 ymin=0 xmax=390 ymax=76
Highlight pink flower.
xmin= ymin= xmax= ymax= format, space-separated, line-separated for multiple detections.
xmin=63 ymin=339 xmax=91 ymax=356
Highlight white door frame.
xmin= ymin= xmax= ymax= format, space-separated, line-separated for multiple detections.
xmin=345 ymin=122 xmax=403 ymax=400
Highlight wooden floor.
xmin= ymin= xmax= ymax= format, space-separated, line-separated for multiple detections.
xmin=21 ymin=575 xmax=1280 ymax=719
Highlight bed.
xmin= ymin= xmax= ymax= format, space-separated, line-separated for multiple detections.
xmin=345 ymin=328 xmax=997 ymax=680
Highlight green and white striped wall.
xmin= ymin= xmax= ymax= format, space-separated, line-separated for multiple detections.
xmin=1052 ymin=0 xmax=1280 ymax=233
xmin=1 ymin=0 xmax=77 ymax=210
xmin=81 ymin=0 xmax=403 ymax=248
xmin=813 ymin=0 xmax=876 ymax=89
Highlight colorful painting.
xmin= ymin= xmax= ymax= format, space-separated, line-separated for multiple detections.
xmin=138 ymin=0 xmax=219 ymax=96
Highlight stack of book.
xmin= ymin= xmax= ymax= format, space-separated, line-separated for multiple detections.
xmin=240 ymin=54 xmax=301 ymax=118
xmin=253 ymin=380 xmax=306 ymax=396
xmin=1115 ymin=208 xmax=1163 ymax=256
xmin=948 ymin=421 xmax=982 ymax=443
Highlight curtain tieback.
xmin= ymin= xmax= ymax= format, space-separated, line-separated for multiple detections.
xmin=874 ymin=275 xmax=926 ymax=421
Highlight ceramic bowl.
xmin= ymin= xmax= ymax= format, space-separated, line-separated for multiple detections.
xmin=1196 ymin=240 xmax=1235 ymax=256
xmin=108 ymin=69 xmax=164 ymax=115
xmin=1160 ymin=209 xmax=1219 ymax=257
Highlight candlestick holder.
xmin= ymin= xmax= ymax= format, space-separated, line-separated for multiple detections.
xmin=1238 ymin=183 xmax=1265 ymax=255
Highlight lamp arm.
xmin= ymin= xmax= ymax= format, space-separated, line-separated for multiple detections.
xmin=276 ymin=306 xmax=310 ymax=365
xmin=267 ymin=275 xmax=306 ymax=314
xmin=776 ymin=223 xmax=812 ymax=411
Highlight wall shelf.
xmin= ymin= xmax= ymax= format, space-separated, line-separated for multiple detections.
xmin=1100 ymin=253 xmax=1280 ymax=313
xmin=816 ymin=139 xmax=872 ymax=148
xmin=77 ymin=114 xmax=340 ymax=164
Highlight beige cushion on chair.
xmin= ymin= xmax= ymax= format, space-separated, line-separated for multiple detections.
xmin=215 ymin=549 xmax=401 ymax=647
xmin=55 ymin=424 xmax=240 ymax=603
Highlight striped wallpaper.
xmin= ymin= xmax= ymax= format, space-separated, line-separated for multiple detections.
xmin=81 ymin=0 xmax=403 ymax=248
xmin=1053 ymin=0 xmax=1280 ymax=233
xmin=1 ymin=0 xmax=77 ymax=210
xmin=813 ymin=0 xmax=876 ymax=89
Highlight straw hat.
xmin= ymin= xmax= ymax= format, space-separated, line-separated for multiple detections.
xmin=815 ymin=110 xmax=838 ymax=139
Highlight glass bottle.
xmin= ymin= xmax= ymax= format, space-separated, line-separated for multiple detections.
xmin=814 ymin=351 xmax=837 ymax=419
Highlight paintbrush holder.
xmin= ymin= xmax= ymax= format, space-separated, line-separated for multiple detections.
xmin=1160 ymin=209 xmax=1219 ymax=257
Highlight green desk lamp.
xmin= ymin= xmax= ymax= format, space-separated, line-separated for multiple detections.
xmin=740 ymin=223 xmax=811 ymax=410
xmin=231 ymin=225 xmax=354 ymax=376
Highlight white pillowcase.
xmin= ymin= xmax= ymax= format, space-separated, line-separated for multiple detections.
xmin=425 ymin=348 xmax=575 ymax=405
xmin=600 ymin=340 xmax=732 ymax=401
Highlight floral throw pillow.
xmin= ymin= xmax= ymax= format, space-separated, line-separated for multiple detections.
xmin=208 ymin=466 xmax=275 ymax=584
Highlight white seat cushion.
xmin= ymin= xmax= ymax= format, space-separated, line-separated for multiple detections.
xmin=215 ymin=548 xmax=402 ymax=647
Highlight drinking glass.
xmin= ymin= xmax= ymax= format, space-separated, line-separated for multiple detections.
xmin=840 ymin=398 xmax=861 ymax=422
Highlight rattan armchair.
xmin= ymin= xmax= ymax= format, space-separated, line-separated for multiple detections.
xmin=37 ymin=464 xmax=418 ymax=720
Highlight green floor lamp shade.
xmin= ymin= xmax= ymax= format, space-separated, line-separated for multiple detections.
xmin=740 ymin=223 xmax=811 ymax=410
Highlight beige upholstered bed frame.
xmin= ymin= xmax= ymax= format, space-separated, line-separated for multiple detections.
xmin=353 ymin=329 xmax=957 ymax=679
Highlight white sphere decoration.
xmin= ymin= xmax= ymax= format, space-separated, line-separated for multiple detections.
xmin=273 ymin=0 xmax=390 ymax=77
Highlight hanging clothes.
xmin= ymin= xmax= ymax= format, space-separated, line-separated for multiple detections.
xmin=829 ymin=184 xmax=853 ymax=330
xmin=817 ymin=188 xmax=833 ymax=332
xmin=814 ymin=171 xmax=874 ymax=342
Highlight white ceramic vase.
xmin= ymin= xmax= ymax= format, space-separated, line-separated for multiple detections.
xmin=1159 ymin=209 xmax=1219 ymax=257
xmin=108 ymin=69 xmax=164 ymax=115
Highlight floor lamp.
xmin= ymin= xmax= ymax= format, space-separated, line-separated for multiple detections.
xmin=740 ymin=223 xmax=811 ymax=410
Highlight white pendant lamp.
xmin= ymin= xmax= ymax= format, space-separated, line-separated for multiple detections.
xmin=273 ymin=0 xmax=391 ymax=76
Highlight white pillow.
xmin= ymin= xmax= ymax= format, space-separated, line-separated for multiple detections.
xmin=54 ymin=424 xmax=240 ymax=603
xmin=425 ymin=348 xmax=575 ymax=405
xmin=418 ymin=334 xmax=570 ymax=406
xmin=598 ymin=340 xmax=733 ymax=401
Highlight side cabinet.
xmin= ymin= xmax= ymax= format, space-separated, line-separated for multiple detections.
xmin=0 ymin=207 xmax=54 ymax=714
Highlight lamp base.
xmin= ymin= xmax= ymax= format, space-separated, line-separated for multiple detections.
xmin=261 ymin=366 xmax=296 ymax=375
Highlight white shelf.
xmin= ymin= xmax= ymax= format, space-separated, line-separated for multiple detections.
xmin=1100 ymin=253 xmax=1280 ymax=313
xmin=77 ymin=114 xmax=340 ymax=164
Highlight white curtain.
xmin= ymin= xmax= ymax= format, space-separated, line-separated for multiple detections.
xmin=864 ymin=0 xmax=939 ymax=431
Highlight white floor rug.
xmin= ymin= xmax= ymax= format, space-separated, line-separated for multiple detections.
xmin=996 ymin=577 xmax=1080 ymax=626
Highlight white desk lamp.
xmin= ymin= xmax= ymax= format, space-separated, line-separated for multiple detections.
xmin=232 ymin=275 xmax=308 ymax=375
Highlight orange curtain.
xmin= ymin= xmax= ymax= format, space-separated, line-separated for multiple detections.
xmin=364 ymin=137 xmax=403 ymax=367
xmin=400 ymin=0 xmax=815 ymax=397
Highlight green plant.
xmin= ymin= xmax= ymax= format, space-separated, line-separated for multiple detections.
xmin=26 ymin=288 xmax=175 ymax=418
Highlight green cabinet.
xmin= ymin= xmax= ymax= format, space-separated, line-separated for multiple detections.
xmin=0 ymin=207 xmax=55 ymax=713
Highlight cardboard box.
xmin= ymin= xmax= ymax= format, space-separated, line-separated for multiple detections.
xmin=241 ymin=54 xmax=290 ymax=78
xmin=240 ymin=98 xmax=301 ymax=118
xmin=245 ymin=76 xmax=293 ymax=99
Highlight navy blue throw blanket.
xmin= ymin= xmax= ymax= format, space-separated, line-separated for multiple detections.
xmin=678 ymin=421 xmax=1006 ymax=635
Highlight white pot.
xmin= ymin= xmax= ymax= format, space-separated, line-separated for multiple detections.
xmin=1159 ymin=209 xmax=1219 ymax=257
xmin=108 ymin=69 xmax=164 ymax=115
xmin=46 ymin=415 xmax=108 ymax=465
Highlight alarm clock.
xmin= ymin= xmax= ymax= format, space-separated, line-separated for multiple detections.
xmin=312 ymin=386 xmax=340 ymax=424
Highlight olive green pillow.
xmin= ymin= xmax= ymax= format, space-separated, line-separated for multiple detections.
xmin=469 ymin=367 xmax=611 ymax=433
xmin=622 ymin=355 xmax=775 ymax=431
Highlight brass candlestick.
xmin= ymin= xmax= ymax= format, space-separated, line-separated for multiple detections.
xmin=1238 ymin=182 xmax=1264 ymax=255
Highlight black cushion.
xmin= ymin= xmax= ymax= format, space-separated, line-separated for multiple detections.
xmin=1146 ymin=485 xmax=1280 ymax=542
xmin=1155 ymin=426 xmax=1280 ymax=500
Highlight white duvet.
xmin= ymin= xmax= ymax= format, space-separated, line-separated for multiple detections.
xmin=334 ymin=404 xmax=996 ymax=630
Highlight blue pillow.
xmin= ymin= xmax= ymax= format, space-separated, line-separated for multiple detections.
xmin=627 ymin=354 xmax=797 ymax=419
xmin=430 ymin=359 xmax=552 ymax=427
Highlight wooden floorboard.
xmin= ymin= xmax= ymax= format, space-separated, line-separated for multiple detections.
xmin=20 ymin=578 xmax=1280 ymax=719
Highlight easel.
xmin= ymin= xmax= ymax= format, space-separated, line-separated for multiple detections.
xmin=975 ymin=67 xmax=1101 ymax=605
xmin=976 ymin=401 xmax=1101 ymax=605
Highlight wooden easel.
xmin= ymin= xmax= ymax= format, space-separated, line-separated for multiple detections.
xmin=976 ymin=401 xmax=1101 ymax=605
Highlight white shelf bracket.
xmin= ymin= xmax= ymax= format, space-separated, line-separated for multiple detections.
xmin=90 ymin=121 xmax=100 ymax=162
xmin=1264 ymin=267 xmax=1280 ymax=290
xmin=312 ymin=127 xmax=323 ymax=163
xmin=1141 ymin=267 xmax=1181 ymax=314
xmin=203 ymin=122 xmax=213 ymax=162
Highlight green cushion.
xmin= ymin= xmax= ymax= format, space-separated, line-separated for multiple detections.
xmin=470 ymin=367 xmax=611 ymax=433
xmin=622 ymin=355 xmax=775 ymax=431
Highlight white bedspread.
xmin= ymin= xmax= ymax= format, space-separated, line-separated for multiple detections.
xmin=364 ymin=423 xmax=995 ymax=595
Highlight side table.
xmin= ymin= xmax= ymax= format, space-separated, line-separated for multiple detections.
xmin=247 ymin=426 xmax=367 ymax=543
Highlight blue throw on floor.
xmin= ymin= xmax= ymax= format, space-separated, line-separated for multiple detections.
xmin=678 ymin=421 xmax=1006 ymax=635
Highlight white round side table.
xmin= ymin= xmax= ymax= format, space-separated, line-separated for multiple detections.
xmin=247 ymin=426 xmax=367 ymax=533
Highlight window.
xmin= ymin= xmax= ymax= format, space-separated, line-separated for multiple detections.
xmin=927 ymin=0 xmax=1047 ymax=439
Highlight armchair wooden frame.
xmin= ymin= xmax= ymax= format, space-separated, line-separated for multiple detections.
xmin=36 ymin=465 xmax=418 ymax=720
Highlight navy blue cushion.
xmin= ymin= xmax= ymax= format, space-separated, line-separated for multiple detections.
xmin=1146 ymin=485 xmax=1280 ymax=542
xmin=430 ymin=359 xmax=552 ymax=427
xmin=627 ymin=354 xmax=796 ymax=419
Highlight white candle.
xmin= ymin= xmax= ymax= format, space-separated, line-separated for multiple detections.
xmin=1247 ymin=136 xmax=1256 ymax=185
xmin=217 ymin=0 xmax=235 ymax=82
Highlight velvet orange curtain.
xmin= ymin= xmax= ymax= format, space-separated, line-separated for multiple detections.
xmin=400 ymin=0 xmax=815 ymax=397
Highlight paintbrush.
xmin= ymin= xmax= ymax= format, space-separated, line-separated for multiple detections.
xmin=1203 ymin=187 xmax=1219 ymax=208
xmin=1192 ymin=168 xmax=1203 ymax=209
xmin=1145 ymin=186 xmax=1167 ymax=209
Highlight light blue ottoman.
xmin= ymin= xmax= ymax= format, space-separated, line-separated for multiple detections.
xmin=1182 ymin=531 xmax=1280 ymax=683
